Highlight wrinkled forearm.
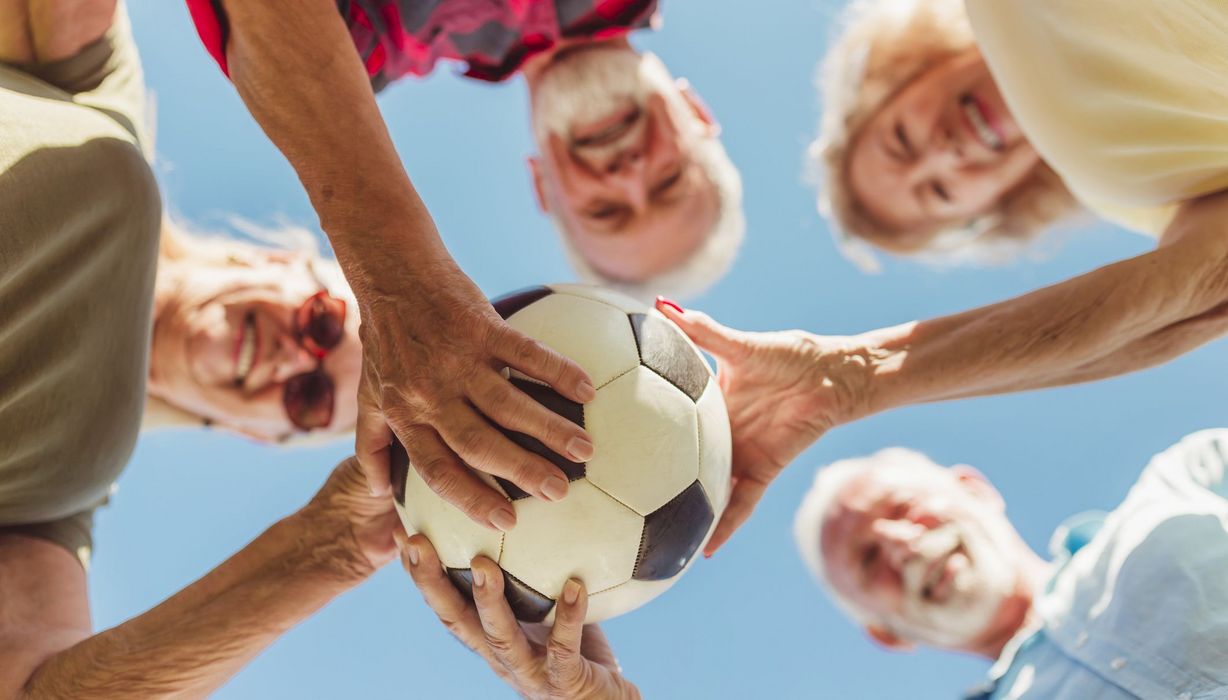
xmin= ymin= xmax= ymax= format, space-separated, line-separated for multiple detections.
xmin=219 ymin=0 xmax=445 ymax=294
xmin=856 ymin=204 xmax=1228 ymax=414
xmin=20 ymin=511 xmax=371 ymax=700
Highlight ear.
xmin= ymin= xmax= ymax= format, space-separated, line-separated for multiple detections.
xmin=866 ymin=625 xmax=914 ymax=652
xmin=527 ymin=155 xmax=550 ymax=214
xmin=950 ymin=464 xmax=1004 ymax=511
xmin=675 ymin=78 xmax=720 ymax=137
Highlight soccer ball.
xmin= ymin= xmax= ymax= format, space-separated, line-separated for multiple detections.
xmin=391 ymin=284 xmax=731 ymax=623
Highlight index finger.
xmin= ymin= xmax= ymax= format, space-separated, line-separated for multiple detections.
xmin=401 ymin=534 xmax=489 ymax=654
xmin=491 ymin=325 xmax=595 ymax=405
xmin=546 ymin=579 xmax=590 ymax=695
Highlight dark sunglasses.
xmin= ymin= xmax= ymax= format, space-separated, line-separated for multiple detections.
xmin=283 ymin=288 xmax=347 ymax=432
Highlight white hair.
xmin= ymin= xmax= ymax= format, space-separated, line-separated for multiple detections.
xmin=549 ymin=131 xmax=744 ymax=302
xmin=534 ymin=51 xmax=745 ymax=302
xmin=793 ymin=447 xmax=946 ymax=628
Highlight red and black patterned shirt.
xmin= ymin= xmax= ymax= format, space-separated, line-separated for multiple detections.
xmin=187 ymin=0 xmax=659 ymax=89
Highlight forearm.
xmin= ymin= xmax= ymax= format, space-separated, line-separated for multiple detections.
xmin=219 ymin=0 xmax=445 ymax=292
xmin=856 ymin=213 xmax=1228 ymax=414
xmin=21 ymin=510 xmax=371 ymax=699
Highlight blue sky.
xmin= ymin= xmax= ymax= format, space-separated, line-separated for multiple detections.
xmin=103 ymin=2 xmax=1228 ymax=698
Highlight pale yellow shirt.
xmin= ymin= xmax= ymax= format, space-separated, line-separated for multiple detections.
xmin=965 ymin=0 xmax=1228 ymax=237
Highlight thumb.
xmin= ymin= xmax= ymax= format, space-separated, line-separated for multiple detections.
xmin=355 ymin=371 xmax=393 ymax=497
xmin=655 ymin=297 xmax=745 ymax=361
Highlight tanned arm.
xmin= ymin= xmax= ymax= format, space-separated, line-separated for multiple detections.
xmin=1 ymin=460 xmax=393 ymax=700
xmin=858 ymin=191 xmax=1228 ymax=413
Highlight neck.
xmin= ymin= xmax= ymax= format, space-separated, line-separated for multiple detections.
xmin=520 ymin=36 xmax=634 ymax=88
xmin=964 ymin=544 xmax=1051 ymax=660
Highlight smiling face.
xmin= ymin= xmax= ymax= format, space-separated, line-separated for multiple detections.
xmin=527 ymin=46 xmax=722 ymax=283
xmin=148 ymin=253 xmax=362 ymax=442
xmin=846 ymin=49 xmax=1039 ymax=250
xmin=817 ymin=460 xmax=1024 ymax=651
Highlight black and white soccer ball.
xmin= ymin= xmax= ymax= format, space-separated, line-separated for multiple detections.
xmin=391 ymin=284 xmax=731 ymax=623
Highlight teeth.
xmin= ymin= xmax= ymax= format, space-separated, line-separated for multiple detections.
xmin=962 ymin=97 xmax=1003 ymax=150
xmin=236 ymin=315 xmax=256 ymax=384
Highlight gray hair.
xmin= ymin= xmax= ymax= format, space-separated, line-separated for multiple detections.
xmin=793 ymin=447 xmax=945 ymax=628
xmin=549 ymin=132 xmax=744 ymax=302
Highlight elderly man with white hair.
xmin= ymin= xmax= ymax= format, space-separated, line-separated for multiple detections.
xmin=794 ymin=430 xmax=1228 ymax=699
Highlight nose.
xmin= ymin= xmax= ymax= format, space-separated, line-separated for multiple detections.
xmin=274 ymin=332 xmax=320 ymax=382
xmin=602 ymin=149 xmax=649 ymax=213
xmin=914 ymin=127 xmax=966 ymax=178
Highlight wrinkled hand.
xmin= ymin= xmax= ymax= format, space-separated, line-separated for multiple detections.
xmin=656 ymin=299 xmax=872 ymax=555
xmin=353 ymin=256 xmax=595 ymax=532
xmin=301 ymin=456 xmax=402 ymax=574
xmin=400 ymin=533 xmax=640 ymax=700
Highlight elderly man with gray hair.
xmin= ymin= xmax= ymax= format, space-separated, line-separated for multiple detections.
xmin=793 ymin=430 xmax=1228 ymax=699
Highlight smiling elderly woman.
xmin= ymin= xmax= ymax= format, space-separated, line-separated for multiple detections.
xmin=812 ymin=0 xmax=1080 ymax=261
xmin=145 ymin=221 xmax=363 ymax=443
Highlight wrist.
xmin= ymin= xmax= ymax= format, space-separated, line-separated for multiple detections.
xmin=280 ymin=508 xmax=378 ymax=586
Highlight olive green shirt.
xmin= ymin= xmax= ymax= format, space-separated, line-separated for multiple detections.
xmin=0 ymin=5 xmax=160 ymax=564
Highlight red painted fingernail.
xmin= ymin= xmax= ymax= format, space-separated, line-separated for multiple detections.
xmin=656 ymin=296 xmax=684 ymax=315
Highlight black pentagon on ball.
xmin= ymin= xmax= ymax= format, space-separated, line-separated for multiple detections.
xmin=633 ymin=480 xmax=715 ymax=581
xmin=390 ymin=439 xmax=410 ymax=506
xmin=491 ymin=285 xmax=553 ymax=320
xmin=446 ymin=567 xmax=556 ymax=623
xmin=629 ymin=313 xmax=709 ymax=402
xmin=495 ymin=378 xmax=586 ymax=500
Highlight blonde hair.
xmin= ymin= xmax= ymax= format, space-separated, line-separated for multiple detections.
xmin=145 ymin=217 xmax=356 ymax=446
xmin=810 ymin=0 xmax=1079 ymax=269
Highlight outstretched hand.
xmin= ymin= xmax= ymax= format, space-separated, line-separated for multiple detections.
xmin=353 ymin=257 xmax=595 ymax=532
xmin=656 ymin=298 xmax=871 ymax=555
xmin=400 ymin=533 xmax=640 ymax=700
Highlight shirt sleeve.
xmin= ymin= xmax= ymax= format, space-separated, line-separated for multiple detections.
xmin=0 ymin=510 xmax=95 ymax=570
xmin=1133 ymin=429 xmax=1228 ymax=504
xmin=185 ymin=0 xmax=231 ymax=77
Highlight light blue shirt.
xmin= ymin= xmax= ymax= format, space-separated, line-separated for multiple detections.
xmin=983 ymin=430 xmax=1228 ymax=700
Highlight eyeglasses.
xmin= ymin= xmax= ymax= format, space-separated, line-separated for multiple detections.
xmin=283 ymin=287 xmax=347 ymax=432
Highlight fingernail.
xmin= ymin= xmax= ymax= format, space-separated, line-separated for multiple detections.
xmin=408 ymin=544 xmax=420 ymax=567
xmin=473 ymin=567 xmax=486 ymax=588
xmin=563 ymin=579 xmax=580 ymax=605
xmin=490 ymin=508 xmax=517 ymax=532
xmin=656 ymin=296 xmax=684 ymax=315
xmin=541 ymin=475 xmax=569 ymax=502
xmin=566 ymin=436 xmax=594 ymax=462
xmin=576 ymin=381 xmax=597 ymax=403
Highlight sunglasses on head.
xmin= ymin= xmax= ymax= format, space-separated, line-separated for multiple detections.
xmin=283 ymin=284 xmax=347 ymax=433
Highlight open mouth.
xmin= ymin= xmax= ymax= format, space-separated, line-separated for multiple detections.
xmin=572 ymin=105 xmax=642 ymax=148
xmin=960 ymin=94 xmax=1004 ymax=151
xmin=234 ymin=312 xmax=257 ymax=388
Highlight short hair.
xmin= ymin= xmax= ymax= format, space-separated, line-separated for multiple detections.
xmin=809 ymin=0 xmax=1080 ymax=270
xmin=145 ymin=216 xmax=356 ymax=445
xmin=549 ymin=131 xmax=744 ymax=302
xmin=793 ymin=447 xmax=946 ymax=629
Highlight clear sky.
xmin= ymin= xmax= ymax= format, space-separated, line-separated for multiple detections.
xmin=104 ymin=2 xmax=1228 ymax=698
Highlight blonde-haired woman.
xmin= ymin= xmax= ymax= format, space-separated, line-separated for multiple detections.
xmin=664 ymin=0 xmax=1228 ymax=556
xmin=144 ymin=220 xmax=363 ymax=444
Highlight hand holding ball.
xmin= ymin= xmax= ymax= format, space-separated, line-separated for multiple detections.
xmin=391 ymin=284 xmax=732 ymax=623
